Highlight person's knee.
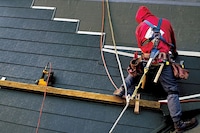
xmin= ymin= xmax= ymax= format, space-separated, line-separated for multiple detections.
xmin=167 ymin=90 xmax=179 ymax=95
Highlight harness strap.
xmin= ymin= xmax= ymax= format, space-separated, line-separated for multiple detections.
xmin=157 ymin=18 xmax=162 ymax=31
xmin=143 ymin=18 xmax=174 ymax=47
xmin=160 ymin=36 xmax=174 ymax=47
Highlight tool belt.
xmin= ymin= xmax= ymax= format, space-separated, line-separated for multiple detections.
xmin=142 ymin=52 xmax=168 ymax=65
xmin=127 ymin=52 xmax=166 ymax=77
xmin=128 ymin=52 xmax=189 ymax=80
xmin=127 ymin=57 xmax=143 ymax=77
xmin=171 ymin=63 xmax=189 ymax=79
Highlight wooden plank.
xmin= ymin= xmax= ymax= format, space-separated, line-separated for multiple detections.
xmin=0 ymin=80 xmax=160 ymax=109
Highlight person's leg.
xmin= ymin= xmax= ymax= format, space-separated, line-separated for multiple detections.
xmin=159 ymin=65 xmax=182 ymax=122
xmin=113 ymin=74 xmax=136 ymax=97
xmin=159 ymin=65 xmax=198 ymax=132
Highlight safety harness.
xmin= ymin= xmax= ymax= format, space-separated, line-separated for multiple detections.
xmin=143 ymin=18 xmax=174 ymax=48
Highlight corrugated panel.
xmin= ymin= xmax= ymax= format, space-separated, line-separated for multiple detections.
xmin=0 ymin=89 xmax=163 ymax=133
xmin=0 ymin=27 xmax=100 ymax=47
xmin=0 ymin=7 xmax=54 ymax=20
xmin=0 ymin=17 xmax=78 ymax=33
xmin=0 ymin=0 xmax=32 ymax=7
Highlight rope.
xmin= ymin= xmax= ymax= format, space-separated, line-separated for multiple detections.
xmin=104 ymin=0 xmax=131 ymax=132
xmin=105 ymin=0 xmax=128 ymax=99
xmin=100 ymin=0 xmax=118 ymax=90
xmin=35 ymin=62 xmax=52 ymax=133
xmin=159 ymin=99 xmax=200 ymax=104
xmin=109 ymin=100 xmax=130 ymax=133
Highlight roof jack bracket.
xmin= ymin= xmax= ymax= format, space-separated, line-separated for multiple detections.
xmin=134 ymin=93 xmax=141 ymax=114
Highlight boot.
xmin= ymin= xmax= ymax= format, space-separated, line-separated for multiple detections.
xmin=113 ymin=87 xmax=125 ymax=97
xmin=174 ymin=117 xmax=198 ymax=133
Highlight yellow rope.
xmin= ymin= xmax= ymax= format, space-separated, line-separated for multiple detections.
xmin=106 ymin=0 xmax=131 ymax=132
xmin=105 ymin=0 xmax=128 ymax=98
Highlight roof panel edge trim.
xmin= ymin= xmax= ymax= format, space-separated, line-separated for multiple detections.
xmin=77 ymin=31 xmax=105 ymax=36
xmin=31 ymin=6 xmax=56 ymax=10
xmin=53 ymin=18 xmax=79 ymax=23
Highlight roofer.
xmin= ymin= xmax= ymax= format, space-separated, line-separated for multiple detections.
xmin=114 ymin=6 xmax=198 ymax=133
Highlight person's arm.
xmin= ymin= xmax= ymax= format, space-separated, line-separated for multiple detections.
xmin=170 ymin=25 xmax=176 ymax=50
xmin=170 ymin=24 xmax=178 ymax=58
xmin=135 ymin=26 xmax=143 ymax=49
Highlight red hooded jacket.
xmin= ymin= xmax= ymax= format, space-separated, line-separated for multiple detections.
xmin=135 ymin=6 xmax=176 ymax=54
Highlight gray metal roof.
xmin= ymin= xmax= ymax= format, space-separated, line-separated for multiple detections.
xmin=0 ymin=0 xmax=199 ymax=133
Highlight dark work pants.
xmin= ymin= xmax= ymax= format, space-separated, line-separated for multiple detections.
xmin=159 ymin=65 xmax=182 ymax=122
xmin=121 ymin=65 xmax=182 ymax=123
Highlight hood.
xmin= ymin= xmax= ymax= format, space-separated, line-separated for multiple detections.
xmin=135 ymin=6 xmax=154 ymax=23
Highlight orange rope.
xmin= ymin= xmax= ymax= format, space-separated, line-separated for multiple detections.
xmin=160 ymin=99 xmax=200 ymax=104
xmin=35 ymin=62 xmax=52 ymax=133
xmin=100 ymin=0 xmax=118 ymax=90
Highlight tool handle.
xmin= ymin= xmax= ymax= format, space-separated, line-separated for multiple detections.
xmin=141 ymin=75 xmax=146 ymax=89
xmin=154 ymin=63 xmax=164 ymax=83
